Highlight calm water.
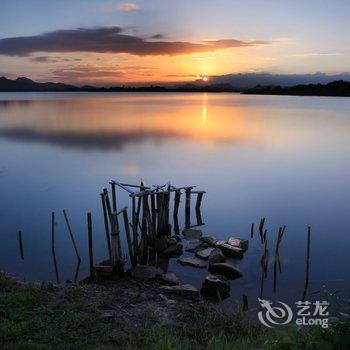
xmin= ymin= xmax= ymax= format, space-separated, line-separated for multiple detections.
xmin=0 ymin=92 xmax=349 ymax=309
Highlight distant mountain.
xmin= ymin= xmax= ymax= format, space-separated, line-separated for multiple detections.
xmin=207 ymin=72 xmax=350 ymax=89
xmin=0 ymin=76 xmax=239 ymax=92
xmin=243 ymin=80 xmax=350 ymax=97
xmin=0 ymin=76 xmax=79 ymax=91
xmin=1 ymin=74 xmax=350 ymax=93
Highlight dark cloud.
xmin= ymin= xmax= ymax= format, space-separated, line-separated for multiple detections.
xmin=29 ymin=56 xmax=82 ymax=63
xmin=51 ymin=66 xmax=124 ymax=80
xmin=150 ymin=34 xmax=164 ymax=39
xmin=0 ymin=26 xmax=270 ymax=57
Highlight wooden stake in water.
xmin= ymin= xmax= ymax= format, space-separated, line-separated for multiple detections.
xmin=122 ymin=209 xmax=135 ymax=267
xmin=62 ymin=209 xmax=81 ymax=262
xmin=302 ymin=226 xmax=311 ymax=301
xmin=185 ymin=188 xmax=191 ymax=229
xmin=111 ymin=182 xmax=117 ymax=213
xmin=51 ymin=212 xmax=55 ymax=254
xmin=18 ymin=230 xmax=24 ymax=260
xmin=243 ymin=295 xmax=248 ymax=310
xmin=250 ymin=223 xmax=254 ymax=238
xmin=87 ymin=212 xmax=94 ymax=280
xmin=100 ymin=193 xmax=112 ymax=262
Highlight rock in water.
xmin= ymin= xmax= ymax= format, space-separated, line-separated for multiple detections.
xmin=201 ymin=274 xmax=230 ymax=296
xmin=177 ymin=257 xmax=206 ymax=268
xmin=200 ymin=236 xmax=218 ymax=247
xmin=195 ymin=247 xmax=215 ymax=260
xmin=160 ymin=273 xmax=179 ymax=286
xmin=163 ymin=243 xmax=183 ymax=256
xmin=182 ymin=229 xmax=203 ymax=239
xmin=184 ymin=240 xmax=204 ymax=252
xmin=160 ymin=284 xmax=200 ymax=300
xmin=215 ymin=241 xmax=244 ymax=258
xmin=227 ymin=237 xmax=249 ymax=251
xmin=131 ymin=265 xmax=163 ymax=280
xmin=208 ymin=248 xmax=226 ymax=266
xmin=209 ymin=262 xmax=243 ymax=279
xmin=166 ymin=237 xmax=178 ymax=246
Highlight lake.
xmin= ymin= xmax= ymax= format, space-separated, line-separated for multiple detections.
xmin=0 ymin=92 xmax=349 ymax=309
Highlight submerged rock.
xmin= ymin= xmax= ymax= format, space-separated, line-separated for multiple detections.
xmin=177 ymin=257 xmax=206 ymax=268
xmin=200 ymin=236 xmax=218 ymax=247
xmin=182 ymin=228 xmax=203 ymax=239
xmin=163 ymin=243 xmax=183 ymax=256
xmin=227 ymin=237 xmax=249 ymax=251
xmin=160 ymin=284 xmax=200 ymax=300
xmin=215 ymin=241 xmax=244 ymax=258
xmin=195 ymin=247 xmax=215 ymax=260
xmin=208 ymin=248 xmax=226 ymax=266
xmin=201 ymin=274 xmax=230 ymax=296
xmin=208 ymin=262 xmax=243 ymax=279
xmin=160 ymin=273 xmax=179 ymax=286
xmin=131 ymin=265 xmax=163 ymax=280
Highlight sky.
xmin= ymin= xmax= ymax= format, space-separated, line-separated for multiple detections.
xmin=0 ymin=0 xmax=349 ymax=85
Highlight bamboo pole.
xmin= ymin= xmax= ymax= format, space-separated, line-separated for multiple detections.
xmin=18 ymin=230 xmax=24 ymax=260
xmin=100 ymin=193 xmax=112 ymax=262
xmin=103 ymin=188 xmax=121 ymax=271
xmin=62 ymin=209 xmax=81 ymax=262
xmin=122 ymin=209 xmax=135 ymax=267
xmin=87 ymin=212 xmax=94 ymax=280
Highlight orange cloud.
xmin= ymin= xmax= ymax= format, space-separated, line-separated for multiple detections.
xmin=118 ymin=2 xmax=139 ymax=11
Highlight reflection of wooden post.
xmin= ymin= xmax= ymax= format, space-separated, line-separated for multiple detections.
xmin=87 ymin=212 xmax=94 ymax=280
xmin=18 ymin=231 xmax=24 ymax=260
xmin=123 ymin=209 xmax=135 ymax=267
xmin=100 ymin=193 xmax=112 ymax=262
xmin=63 ymin=209 xmax=81 ymax=262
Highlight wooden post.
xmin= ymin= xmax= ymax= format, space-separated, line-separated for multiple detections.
xmin=195 ymin=192 xmax=204 ymax=210
xmin=150 ymin=193 xmax=157 ymax=233
xmin=132 ymin=196 xmax=138 ymax=259
xmin=173 ymin=190 xmax=181 ymax=218
xmin=63 ymin=209 xmax=81 ymax=262
xmin=302 ymin=226 xmax=311 ymax=301
xmin=123 ymin=209 xmax=135 ymax=267
xmin=185 ymin=188 xmax=191 ymax=229
xmin=104 ymin=188 xmax=121 ymax=271
xmin=18 ymin=231 xmax=24 ymax=260
xmin=111 ymin=182 xmax=117 ymax=213
xmin=51 ymin=212 xmax=55 ymax=254
xmin=87 ymin=212 xmax=94 ymax=280
xmin=100 ymin=193 xmax=112 ymax=262
xmin=243 ymin=295 xmax=248 ymax=310
xmin=250 ymin=223 xmax=254 ymax=238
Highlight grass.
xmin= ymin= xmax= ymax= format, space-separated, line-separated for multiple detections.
xmin=0 ymin=272 xmax=349 ymax=349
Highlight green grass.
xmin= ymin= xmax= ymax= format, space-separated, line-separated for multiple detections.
xmin=0 ymin=272 xmax=349 ymax=349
